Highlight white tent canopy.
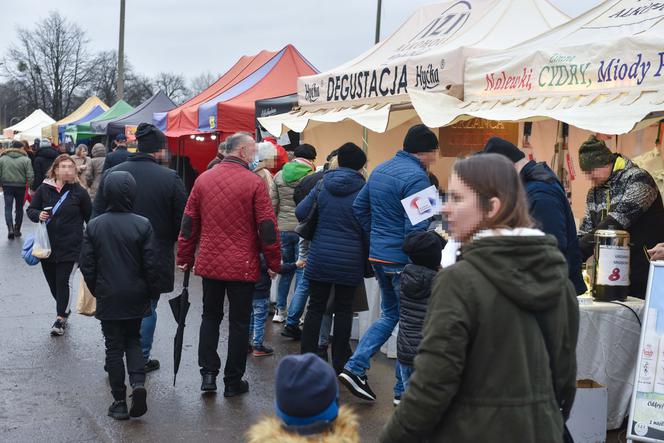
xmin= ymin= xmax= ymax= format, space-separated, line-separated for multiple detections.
xmin=2 ymin=109 xmax=55 ymax=141
xmin=426 ymin=0 xmax=664 ymax=134
xmin=261 ymin=0 xmax=569 ymax=136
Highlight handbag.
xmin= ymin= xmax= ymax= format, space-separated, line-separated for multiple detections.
xmin=76 ymin=276 xmax=96 ymax=316
xmin=22 ymin=190 xmax=70 ymax=266
xmin=295 ymin=181 xmax=324 ymax=241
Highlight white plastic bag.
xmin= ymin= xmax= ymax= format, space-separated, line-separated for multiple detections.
xmin=31 ymin=222 xmax=51 ymax=259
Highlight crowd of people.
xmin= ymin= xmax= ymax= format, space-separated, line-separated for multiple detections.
xmin=5 ymin=119 xmax=664 ymax=441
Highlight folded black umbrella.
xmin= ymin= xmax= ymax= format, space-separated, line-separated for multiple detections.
xmin=169 ymin=269 xmax=191 ymax=387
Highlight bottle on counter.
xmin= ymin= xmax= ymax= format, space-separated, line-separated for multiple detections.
xmin=638 ymin=309 xmax=659 ymax=393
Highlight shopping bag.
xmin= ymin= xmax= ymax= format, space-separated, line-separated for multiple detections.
xmin=31 ymin=222 xmax=51 ymax=259
xmin=76 ymin=277 xmax=96 ymax=316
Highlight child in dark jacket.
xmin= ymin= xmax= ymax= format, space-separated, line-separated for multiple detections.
xmin=397 ymin=231 xmax=446 ymax=394
xmin=249 ymin=254 xmax=297 ymax=357
xmin=79 ymin=171 xmax=159 ymax=421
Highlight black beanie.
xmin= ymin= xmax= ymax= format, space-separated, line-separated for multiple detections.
xmin=403 ymin=124 xmax=438 ymax=154
xmin=402 ymin=231 xmax=446 ymax=270
xmin=294 ymin=143 xmax=317 ymax=160
xmin=337 ymin=143 xmax=367 ymax=171
xmin=135 ymin=123 xmax=165 ymax=153
xmin=579 ymin=135 xmax=614 ymax=171
xmin=482 ymin=137 xmax=525 ymax=163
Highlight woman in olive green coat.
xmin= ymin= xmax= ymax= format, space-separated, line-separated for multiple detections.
xmin=381 ymin=154 xmax=579 ymax=443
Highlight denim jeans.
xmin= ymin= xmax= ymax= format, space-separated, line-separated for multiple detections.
xmin=140 ymin=298 xmax=159 ymax=361
xmin=318 ymin=313 xmax=333 ymax=347
xmin=3 ymin=185 xmax=25 ymax=228
xmin=277 ymin=231 xmax=300 ymax=311
xmin=285 ymin=270 xmax=308 ymax=327
xmin=344 ymin=263 xmax=404 ymax=395
xmin=249 ymin=298 xmax=269 ymax=346
xmin=399 ymin=363 xmax=414 ymax=393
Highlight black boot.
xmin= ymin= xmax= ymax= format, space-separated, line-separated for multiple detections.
xmin=129 ymin=385 xmax=147 ymax=418
xmin=13 ymin=224 xmax=21 ymax=238
xmin=108 ymin=400 xmax=129 ymax=420
xmin=7 ymin=225 xmax=14 ymax=240
xmin=201 ymin=373 xmax=217 ymax=392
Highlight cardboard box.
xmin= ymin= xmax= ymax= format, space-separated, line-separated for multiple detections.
xmin=566 ymin=380 xmax=608 ymax=443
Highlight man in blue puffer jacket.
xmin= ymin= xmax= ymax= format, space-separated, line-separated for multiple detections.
xmin=339 ymin=124 xmax=438 ymax=403
xmin=483 ymin=137 xmax=586 ymax=294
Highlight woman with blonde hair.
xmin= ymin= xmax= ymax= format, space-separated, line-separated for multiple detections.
xmin=27 ymin=154 xmax=92 ymax=336
xmin=381 ymin=154 xmax=579 ymax=443
xmin=71 ymin=144 xmax=92 ymax=189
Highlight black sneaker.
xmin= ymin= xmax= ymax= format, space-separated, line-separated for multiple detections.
xmin=50 ymin=319 xmax=65 ymax=336
xmin=144 ymin=359 xmax=160 ymax=373
xmin=108 ymin=400 xmax=129 ymax=420
xmin=281 ymin=324 xmax=302 ymax=340
xmin=129 ymin=386 xmax=147 ymax=418
xmin=252 ymin=345 xmax=274 ymax=357
xmin=224 ymin=379 xmax=249 ymax=398
xmin=339 ymin=369 xmax=376 ymax=401
xmin=201 ymin=373 xmax=217 ymax=392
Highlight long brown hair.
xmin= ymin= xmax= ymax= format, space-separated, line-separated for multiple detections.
xmin=453 ymin=153 xmax=532 ymax=231
xmin=47 ymin=154 xmax=80 ymax=183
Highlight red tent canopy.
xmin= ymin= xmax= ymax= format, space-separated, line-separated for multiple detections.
xmin=159 ymin=44 xmax=316 ymax=174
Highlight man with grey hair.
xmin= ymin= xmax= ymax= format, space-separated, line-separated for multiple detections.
xmin=177 ymin=131 xmax=281 ymax=397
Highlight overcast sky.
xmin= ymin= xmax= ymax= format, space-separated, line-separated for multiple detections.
xmin=1 ymin=0 xmax=602 ymax=80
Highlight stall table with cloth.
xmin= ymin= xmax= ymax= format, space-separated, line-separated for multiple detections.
xmin=576 ymin=296 xmax=644 ymax=430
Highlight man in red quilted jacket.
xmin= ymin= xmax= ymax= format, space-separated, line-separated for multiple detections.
xmin=176 ymin=132 xmax=281 ymax=397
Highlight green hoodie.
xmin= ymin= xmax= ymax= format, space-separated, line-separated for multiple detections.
xmin=381 ymin=233 xmax=579 ymax=443
xmin=281 ymin=161 xmax=312 ymax=184
xmin=0 ymin=149 xmax=34 ymax=188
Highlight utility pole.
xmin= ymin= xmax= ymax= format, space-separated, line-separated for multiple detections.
xmin=375 ymin=0 xmax=383 ymax=44
xmin=117 ymin=0 xmax=126 ymax=101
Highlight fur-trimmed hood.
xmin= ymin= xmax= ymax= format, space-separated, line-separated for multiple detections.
xmin=247 ymin=406 xmax=359 ymax=443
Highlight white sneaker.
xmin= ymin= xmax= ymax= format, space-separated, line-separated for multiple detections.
xmin=272 ymin=310 xmax=285 ymax=323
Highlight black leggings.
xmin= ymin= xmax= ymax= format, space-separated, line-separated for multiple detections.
xmin=41 ymin=260 xmax=77 ymax=317
xmin=301 ymin=281 xmax=355 ymax=374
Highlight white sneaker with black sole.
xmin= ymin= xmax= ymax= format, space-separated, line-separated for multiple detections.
xmin=272 ymin=309 xmax=285 ymax=323
xmin=339 ymin=369 xmax=376 ymax=401
xmin=393 ymin=396 xmax=401 ymax=406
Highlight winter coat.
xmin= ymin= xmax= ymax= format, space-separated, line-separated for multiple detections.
xmin=71 ymin=155 xmax=92 ymax=189
xmin=27 ymin=180 xmax=92 ymax=263
xmin=177 ymin=156 xmax=281 ymax=282
xmin=255 ymin=167 xmax=278 ymax=210
xmin=93 ymin=153 xmax=187 ymax=294
xmin=247 ymin=406 xmax=359 ymax=443
xmin=381 ymin=231 xmax=579 ymax=443
xmin=79 ymin=171 xmax=160 ymax=321
xmin=397 ymin=264 xmax=437 ymax=366
xmin=579 ymin=155 xmax=664 ymax=298
xmin=86 ymin=144 xmax=106 ymax=201
xmin=103 ymin=146 xmax=130 ymax=171
xmin=32 ymin=146 xmax=59 ymax=190
xmin=296 ymin=168 xmax=367 ymax=287
xmin=0 ymin=148 xmax=34 ymax=188
xmin=354 ymin=151 xmax=431 ymax=265
xmin=520 ymin=161 xmax=586 ymax=294
xmin=275 ymin=160 xmax=314 ymax=231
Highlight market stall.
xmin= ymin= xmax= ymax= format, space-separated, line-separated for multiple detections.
xmin=104 ymin=91 xmax=175 ymax=141
xmin=154 ymin=44 xmax=317 ymax=174
xmin=2 ymin=109 xmax=55 ymax=141
xmin=42 ymin=96 xmax=108 ymax=145
xmin=65 ymin=100 xmax=133 ymax=143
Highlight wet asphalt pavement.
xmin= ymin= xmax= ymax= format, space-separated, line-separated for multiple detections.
xmin=0 ymin=222 xmax=397 ymax=443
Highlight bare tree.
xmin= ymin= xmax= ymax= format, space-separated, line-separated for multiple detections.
xmin=189 ymin=71 xmax=218 ymax=97
xmin=153 ymin=72 xmax=190 ymax=105
xmin=124 ymin=73 xmax=154 ymax=107
xmin=88 ymin=50 xmax=138 ymax=105
xmin=3 ymin=12 xmax=94 ymax=119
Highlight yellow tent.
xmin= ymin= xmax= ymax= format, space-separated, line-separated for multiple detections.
xmin=42 ymin=96 xmax=109 ymax=145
